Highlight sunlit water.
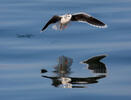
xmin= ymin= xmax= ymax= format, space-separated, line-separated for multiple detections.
xmin=0 ymin=0 xmax=131 ymax=100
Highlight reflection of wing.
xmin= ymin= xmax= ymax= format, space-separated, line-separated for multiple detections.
xmin=41 ymin=15 xmax=61 ymax=31
xmin=70 ymin=75 xmax=106 ymax=84
xmin=84 ymin=55 xmax=107 ymax=63
xmin=88 ymin=62 xmax=107 ymax=73
xmin=82 ymin=55 xmax=107 ymax=73
xmin=41 ymin=75 xmax=106 ymax=88
xmin=71 ymin=12 xmax=107 ymax=28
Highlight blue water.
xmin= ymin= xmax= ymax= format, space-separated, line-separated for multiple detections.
xmin=0 ymin=0 xmax=131 ymax=100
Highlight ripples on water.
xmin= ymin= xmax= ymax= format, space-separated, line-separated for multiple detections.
xmin=0 ymin=0 xmax=131 ymax=100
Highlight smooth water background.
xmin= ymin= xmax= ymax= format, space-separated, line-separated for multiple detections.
xmin=0 ymin=0 xmax=131 ymax=100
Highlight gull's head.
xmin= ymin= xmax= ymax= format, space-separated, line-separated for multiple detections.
xmin=65 ymin=14 xmax=72 ymax=19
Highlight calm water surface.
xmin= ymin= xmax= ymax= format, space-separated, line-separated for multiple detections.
xmin=0 ymin=0 xmax=131 ymax=100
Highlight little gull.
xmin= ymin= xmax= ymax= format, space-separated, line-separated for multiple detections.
xmin=41 ymin=12 xmax=107 ymax=31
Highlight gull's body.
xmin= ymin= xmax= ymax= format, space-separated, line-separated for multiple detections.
xmin=58 ymin=14 xmax=72 ymax=30
xmin=41 ymin=12 xmax=107 ymax=31
xmin=60 ymin=14 xmax=72 ymax=24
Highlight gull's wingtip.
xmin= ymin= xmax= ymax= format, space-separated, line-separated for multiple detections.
xmin=88 ymin=23 xmax=108 ymax=29
xmin=99 ymin=24 xmax=108 ymax=28
xmin=103 ymin=24 xmax=108 ymax=28
xmin=40 ymin=30 xmax=43 ymax=33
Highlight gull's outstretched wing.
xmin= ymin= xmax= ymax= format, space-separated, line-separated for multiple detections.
xmin=41 ymin=15 xmax=61 ymax=31
xmin=71 ymin=12 xmax=107 ymax=28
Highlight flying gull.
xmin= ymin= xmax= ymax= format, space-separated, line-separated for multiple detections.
xmin=41 ymin=12 xmax=107 ymax=31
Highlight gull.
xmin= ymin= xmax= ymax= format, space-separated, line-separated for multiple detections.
xmin=41 ymin=12 xmax=107 ymax=31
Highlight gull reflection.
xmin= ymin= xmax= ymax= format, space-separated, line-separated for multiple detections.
xmin=41 ymin=55 xmax=107 ymax=88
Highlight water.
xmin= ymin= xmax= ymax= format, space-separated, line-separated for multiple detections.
xmin=0 ymin=0 xmax=131 ymax=99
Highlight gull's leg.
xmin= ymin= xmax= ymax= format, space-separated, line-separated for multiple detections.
xmin=64 ymin=24 xmax=68 ymax=29
xmin=60 ymin=23 xmax=63 ymax=30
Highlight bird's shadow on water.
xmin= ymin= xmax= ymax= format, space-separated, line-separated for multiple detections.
xmin=41 ymin=54 xmax=108 ymax=88
xmin=16 ymin=34 xmax=34 ymax=39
